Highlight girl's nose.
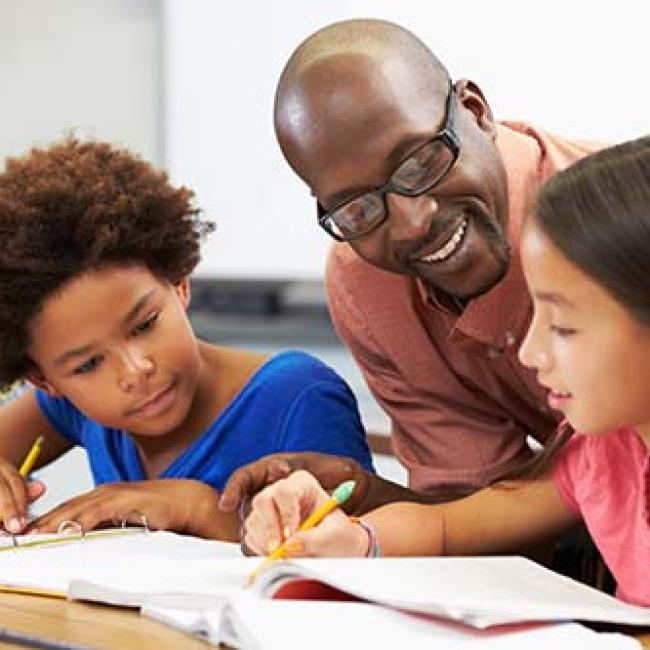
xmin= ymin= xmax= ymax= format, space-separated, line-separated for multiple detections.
xmin=518 ymin=324 xmax=552 ymax=372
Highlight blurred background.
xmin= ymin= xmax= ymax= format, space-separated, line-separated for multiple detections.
xmin=1 ymin=0 xmax=649 ymax=512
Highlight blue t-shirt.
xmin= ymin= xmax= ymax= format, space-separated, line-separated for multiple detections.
xmin=35 ymin=351 xmax=374 ymax=489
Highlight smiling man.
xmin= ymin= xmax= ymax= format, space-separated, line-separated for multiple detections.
xmin=220 ymin=19 xmax=602 ymax=513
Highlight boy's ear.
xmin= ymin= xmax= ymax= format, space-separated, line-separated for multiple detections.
xmin=174 ymin=277 xmax=191 ymax=310
xmin=24 ymin=368 xmax=62 ymax=398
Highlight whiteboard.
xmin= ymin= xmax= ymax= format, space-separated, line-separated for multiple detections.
xmin=163 ymin=0 xmax=650 ymax=280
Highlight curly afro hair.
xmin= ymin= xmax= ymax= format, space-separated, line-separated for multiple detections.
xmin=0 ymin=138 xmax=214 ymax=386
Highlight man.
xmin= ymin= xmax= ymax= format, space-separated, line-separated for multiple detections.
xmin=220 ymin=18 xmax=601 ymax=515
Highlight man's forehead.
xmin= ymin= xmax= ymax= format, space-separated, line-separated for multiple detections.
xmin=301 ymin=51 xmax=442 ymax=102
xmin=275 ymin=49 xmax=449 ymax=198
xmin=281 ymin=53 xmax=445 ymax=139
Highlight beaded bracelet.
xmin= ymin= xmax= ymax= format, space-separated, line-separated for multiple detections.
xmin=350 ymin=516 xmax=381 ymax=557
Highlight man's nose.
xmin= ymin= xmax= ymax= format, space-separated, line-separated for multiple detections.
xmin=385 ymin=192 xmax=439 ymax=243
xmin=117 ymin=347 xmax=155 ymax=392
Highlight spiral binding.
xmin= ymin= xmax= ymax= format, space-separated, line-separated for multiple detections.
xmin=0 ymin=511 xmax=150 ymax=552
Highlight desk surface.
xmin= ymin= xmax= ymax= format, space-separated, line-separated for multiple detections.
xmin=0 ymin=593 xmax=210 ymax=650
xmin=0 ymin=592 xmax=648 ymax=649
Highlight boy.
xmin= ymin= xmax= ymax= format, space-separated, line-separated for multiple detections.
xmin=0 ymin=139 xmax=373 ymax=539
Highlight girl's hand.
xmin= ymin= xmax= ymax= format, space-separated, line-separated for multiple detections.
xmin=25 ymin=479 xmax=240 ymax=540
xmin=0 ymin=456 xmax=45 ymax=534
xmin=243 ymin=470 xmax=369 ymax=557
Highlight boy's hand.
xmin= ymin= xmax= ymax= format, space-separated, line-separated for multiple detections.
xmin=25 ymin=479 xmax=240 ymax=541
xmin=0 ymin=456 xmax=45 ymax=534
xmin=243 ymin=470 xmax=369 ymax=558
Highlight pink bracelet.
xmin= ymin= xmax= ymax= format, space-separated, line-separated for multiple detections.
xmin=350 ymin=517 xmax=381 ymax=557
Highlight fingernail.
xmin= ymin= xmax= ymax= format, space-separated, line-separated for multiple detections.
xmin=266 ymin=538 xmax=279 ymax=554
xmin=284 ymin=539 xmax=304 ymax=555
xmin=7 ymin=517 xmax=22 ymax=534
xmin=282 ymin=525 xmax=291 ymax=541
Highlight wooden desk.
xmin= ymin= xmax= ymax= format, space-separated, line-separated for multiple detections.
xmin=0 ymin=593 xmax=210 ymax=649
xmin=0 ymin=592 xmax=648 ymax=649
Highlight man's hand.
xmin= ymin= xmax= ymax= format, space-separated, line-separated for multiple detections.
xmin=218 ymin=453 xmax=371 ymax=516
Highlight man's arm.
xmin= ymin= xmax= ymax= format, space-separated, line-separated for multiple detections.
xmin=218 ymin=452 xmax=471 ymax=517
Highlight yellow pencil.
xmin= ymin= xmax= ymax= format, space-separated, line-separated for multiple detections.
xmin=244 ymin=479 xmax=356 ymax=587
xmin=18 ymin=436 xmax=44 ymax=477
xmin=1 ymin=436 xmax=44 ymax=530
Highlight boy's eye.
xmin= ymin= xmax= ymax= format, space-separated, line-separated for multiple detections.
xmin=550 ymin=324 xmax=577 ymax=337
xmin=74 ymin=356 xmax=102 ymax=375
xmin=133 ymin=312 xmax=159 ymax=335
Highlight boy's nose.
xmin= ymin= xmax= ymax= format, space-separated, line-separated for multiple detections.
xmin=118 ymin=352 xmax=155 ymax=392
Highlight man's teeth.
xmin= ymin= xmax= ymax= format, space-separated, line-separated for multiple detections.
xmin=420 ymin=220 xmax=467 ymax=263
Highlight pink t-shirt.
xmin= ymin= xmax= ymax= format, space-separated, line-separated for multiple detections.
xmin=553 ymin=428 xmax=650 ymax=606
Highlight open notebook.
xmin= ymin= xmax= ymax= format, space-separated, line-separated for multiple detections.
xmin=0 ymin=531 xmax=648 ymax=647
xmin=144 ymin=595 xmax=641 ymax=650
xmin=0 ymin=528 xmax=246 ymax=607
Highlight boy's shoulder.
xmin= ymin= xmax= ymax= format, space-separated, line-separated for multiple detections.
xmin=252 ymin=350 xmax=342 ymax=388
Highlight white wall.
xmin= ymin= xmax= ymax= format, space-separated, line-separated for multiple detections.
xmin=4 ymin=0 xmax=649 ymax=279
xmin=0 ymin=0 xmax=162 ymax=513
xmin=0 ymin=0 xmax=161 ymax=162
xmin=163 ymin=0 xmax=650 ymax=280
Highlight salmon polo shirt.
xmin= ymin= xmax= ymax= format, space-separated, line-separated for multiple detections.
xmin=553 ymin=428 xmax=650 ymax=606
xmin=326 ymin=122 xmax=603 ymax=493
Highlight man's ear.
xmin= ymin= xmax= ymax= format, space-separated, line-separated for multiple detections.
xmin=454 ymin=79 xmax=497 ymax=138
xmin=24 ymin=368 xmax=62 ymax=398
xmin=174 ymin=276 xmax=191 ymax=310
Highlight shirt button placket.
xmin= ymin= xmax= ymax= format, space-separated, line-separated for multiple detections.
xmin=487 ymin=347 xmax=501 ymax=359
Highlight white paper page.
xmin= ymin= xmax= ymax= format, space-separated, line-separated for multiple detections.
xmin=219 ymin=596 xmax=641 ymax=650
xmin=143 ymin=605 xmax=227 ymax=643
xmin=0 ymin=530 xmax=249 ymax=605
xmin=253 ymin=556 xmax=650 ymax=628
xmin=467 ymin=625 xmax=641 ymax=650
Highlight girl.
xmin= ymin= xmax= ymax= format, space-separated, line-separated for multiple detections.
xmin=0 ymin=138 xmax=373 ymax=540
xmin=243 ymin=135 xmax=650 ymax=606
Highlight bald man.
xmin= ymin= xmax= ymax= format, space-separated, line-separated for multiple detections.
xmin=220 ymin=19 xmax=602 ymax=515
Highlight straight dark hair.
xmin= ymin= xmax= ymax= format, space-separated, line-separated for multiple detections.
xmin=503 ymin=135 xmax=650 ymax=480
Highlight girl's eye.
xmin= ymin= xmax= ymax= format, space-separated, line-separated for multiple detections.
xmin=74 ymin=356 xmax=102 ymax=375
xmin=133 ymin=312 xmax=159 ymax=335
xmin=550 ymin=324 xmax=577 ymax=337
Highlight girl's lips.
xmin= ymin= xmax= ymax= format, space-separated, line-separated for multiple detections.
xmin=547 ymin=389 xmax=572 ymax=411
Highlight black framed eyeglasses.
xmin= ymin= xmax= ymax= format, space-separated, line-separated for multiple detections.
xmin=317 ymin=81 xmax=460 ymax=242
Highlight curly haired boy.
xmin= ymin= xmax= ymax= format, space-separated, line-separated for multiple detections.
xmin=0 ymin=139 xmax=373 ymax=539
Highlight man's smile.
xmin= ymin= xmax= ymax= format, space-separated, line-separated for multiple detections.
xmin=415 ymin=218 xmax=468 ymax=264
